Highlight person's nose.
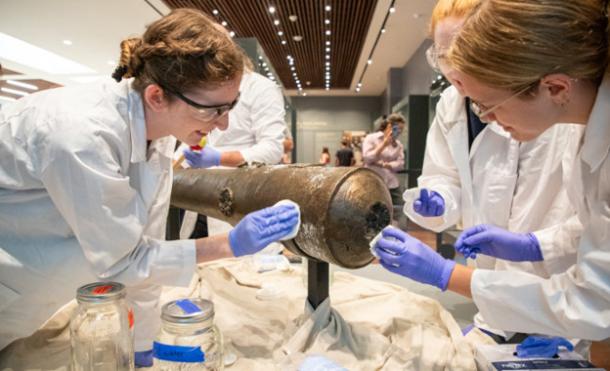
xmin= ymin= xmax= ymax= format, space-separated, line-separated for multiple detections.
xmin=213 ymin=114 xmax=229 ymax=131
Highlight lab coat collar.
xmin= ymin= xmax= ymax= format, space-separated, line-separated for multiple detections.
xmin=125 ymin=80 xmax=148 ymax=163
xmin=581 ymin=73 xmax=610 ymax=172
xmin=440 ymin=87 xmax=466 ymax=134
xmin=487 ymin=122 xmax=511 ymax=138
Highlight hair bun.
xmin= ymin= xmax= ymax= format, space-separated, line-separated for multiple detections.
xmin=111 ymin=65 xmax=129 ymax=82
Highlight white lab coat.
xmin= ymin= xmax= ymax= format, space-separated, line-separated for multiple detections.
xmin=471 ymin=74 xmax=610 ymax=341
xmin=403 ymin=86 xmax=583 ymax=337
xmin=0 ymin=79 xmax=196 ymax=351
xmin=179 ymin=72 xmax=286 ymax=240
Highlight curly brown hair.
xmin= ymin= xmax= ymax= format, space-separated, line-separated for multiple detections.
xmin=112 ymin=8 xmax=249 ymax=95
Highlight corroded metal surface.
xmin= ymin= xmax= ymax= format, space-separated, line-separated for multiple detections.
xmin=171 ymin=165 xmax=393 ymax=268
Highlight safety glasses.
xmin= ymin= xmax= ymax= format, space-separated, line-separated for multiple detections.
xmin=470 ymin=83 xmax=536 ymax=120
xmin=159 ymin=83 xmax=240 ymax=122
xmin=425 ymin=44 xmax=447 ymax=73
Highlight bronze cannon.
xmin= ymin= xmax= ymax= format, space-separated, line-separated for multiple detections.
xmin=170 ymin=165 xmax=392 ymax=268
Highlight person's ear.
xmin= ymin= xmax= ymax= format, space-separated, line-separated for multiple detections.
xmin=143 ymin=84 xmax=170 ymax=112
xmin=540 ymin=74 xmax=572 ymax=107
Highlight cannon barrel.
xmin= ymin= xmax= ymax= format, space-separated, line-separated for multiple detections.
xmin=170 ymin=165 xmax=392 ymax=269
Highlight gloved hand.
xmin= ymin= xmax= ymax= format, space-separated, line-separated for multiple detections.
xmin=229 ymin=204 xmax=300 ymax=257
xmin=183 ymin=146 xmax=221 ymax=168
xmin=455 ymin=224 xmax=543 ymax=262
xmin=374 ymin=226 xmax=456 ymax=290
xmin=413 ymin=188 xmax=445 ymax=217
xmin=516 ymin=336 xmax=574 ymax=358
xmin=135 ymin=349 xmax=153 ymax=368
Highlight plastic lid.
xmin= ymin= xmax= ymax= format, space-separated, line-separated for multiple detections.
xmin=161 ymin=298 xmax=214 ymax=324
xmin=76 ymin=282 xmax=126 ymax=303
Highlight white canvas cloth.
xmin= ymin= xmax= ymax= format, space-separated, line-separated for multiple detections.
xmin=0 ymin=258 xmax=486 ymax=370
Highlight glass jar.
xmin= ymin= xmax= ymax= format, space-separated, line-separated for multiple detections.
xmin=153 ymin=298 xmax=223 ymax=370
xmin=70 ymin=282 xmax=134 ymax=371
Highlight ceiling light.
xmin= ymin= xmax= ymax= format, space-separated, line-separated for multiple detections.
xmin=212 ymin=9 xmax=219 ymax=15
xmin=274 ymin=19 xmax=280 ymax=26
xmin=325 ymin=30 xmax=331 ymax=36
xmin=281 ymin=40 xmax=287 ymax=45
xmin=357 ymin=82 xmax=362 ymax=87
xmin=0 ymin=95 xmax=17 ymax=102
xmin=381 ymin=28 xmax=386 ymax=34
xmin=367 ymin=59 xmax=372 ymax=64
xmin=325 ymin=62 xmax=330 ymax=66
xmin=269 ymin=6 xmax=276 ymax=14
xmin=326 ymin=41 xmax=330 ymax=46
xmin=259 ymin=56 xmax=263 ymax=60
xmin=278 ymin=31 xmax=284 ymax=36
xmin=1 ymin=87 xmax=29 ymax=96
xmin=229 ymin=31 xmax=236 ymax=37
xmin=325 ymin=5 xmax=331 ymax=11
xmin=356 ymin=88 xmax=361 ymax=92
xmin=221 ymin=21 xmax=228 ymax=27
xmin=289 ymin=15 xmax=298 ymax=22
xmin=290 ymin=66 xmax=295 ymax=71
xmin=62 ymin=40 xmax=72 ymax=46
xmin=287 ymin=55 xmax=293 ymax=60
xmin=293 ymin=35 xmax=303 ymax=42
xmin=325 ymin=19 xmax=330 ymax=24
xmin=325 ymin=55 xmax=330 ymax=59
xmin=389 ymin=7 xmax=395 ymax=13
xmin=6 ymin=80 xmax=38 ymax=90
xmin=303 ymin=92 xmax=307 ymax=96
xmin=325 ymin=47 xmax=330 ymax=52
xmin=325 ymin=87 xmax=330 ymax=91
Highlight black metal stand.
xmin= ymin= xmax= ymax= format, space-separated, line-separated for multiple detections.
xmin=307 ymin=260 xmax=329 ymax=309
xmin=166 ymin=206 xmax=182 ymax=240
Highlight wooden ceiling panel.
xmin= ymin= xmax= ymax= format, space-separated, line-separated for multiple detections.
xmin=0 ymin=79 xmax=62 ymax=99
xmin=162 ymin=0 xmax=378 ymax=90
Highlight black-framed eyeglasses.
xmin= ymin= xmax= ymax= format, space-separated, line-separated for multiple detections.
xmin=159 ymin=83 xmax=240 ymax=122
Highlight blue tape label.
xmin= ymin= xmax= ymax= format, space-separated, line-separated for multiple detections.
xmin=153 ymin=342 xmax=205 ymax=363
xmin=175 ymin=299 xmax=201 ymax=314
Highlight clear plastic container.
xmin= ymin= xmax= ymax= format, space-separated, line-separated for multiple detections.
xmin=153 ymin=298 xmax=223 ymax=370
xmin=70 ymin=282 xmax=134 ymax=371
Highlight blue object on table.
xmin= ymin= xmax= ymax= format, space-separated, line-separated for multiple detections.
xmin=516 ymin=336 xmax=574 ymax=358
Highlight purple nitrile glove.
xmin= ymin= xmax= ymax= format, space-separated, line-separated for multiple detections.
xmin=229 ymin=204 xmax=300 ymax=257
xmin=516 ymin=336 xmax=574 ymax=358
xmin=183 ymin=146 xmax=221 ymax=168
xmin=374 ymin=226 xmax=456 ymax=291
xmin=135 ymin=349 xmax=153 ymax=368
xmin=413 ymin=188 xmax=445 ymax=217
xmin=455 ymin=224 xmax=543 ymax=262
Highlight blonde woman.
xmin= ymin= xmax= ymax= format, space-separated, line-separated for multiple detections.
xmin=374 ymin=0 xmax=610 ymax=342
xmin=0 ymin=9 xmax=299 ymax=366
xmin=400 ymin=0 xmax=584 ymax=347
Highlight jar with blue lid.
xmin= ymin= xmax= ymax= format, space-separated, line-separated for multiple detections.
xmin=153 ymin=298 xmax=223 ymax=370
